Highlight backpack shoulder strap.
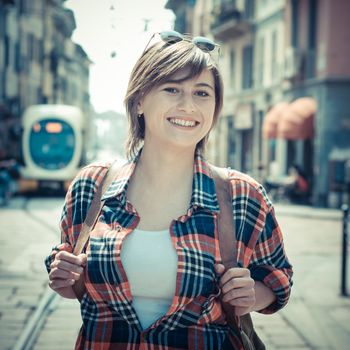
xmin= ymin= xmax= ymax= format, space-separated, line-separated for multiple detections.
xmin=210 ymin=165 xmax=238 ymax=270
xmin=73 ymin=160 xmax=124 ymax=256
xmin=211 ymin=166 xmax=265 ymax=349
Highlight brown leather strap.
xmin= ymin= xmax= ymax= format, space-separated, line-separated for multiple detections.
xmin=211 ymin=166 xmax=245 ymax=340
xmin=72 ymin=160 xmax=123 ymax=300
xmin=73 ymin=161 xmax=122 ymax=256
xmin=210 ymin=165 xmax=238 ymax=270
xmin=213 ymin=165 xmax=265 ymax=350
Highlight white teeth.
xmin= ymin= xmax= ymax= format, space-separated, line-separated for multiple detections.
xmin=169 ymin=118 xmax=197 ymax=127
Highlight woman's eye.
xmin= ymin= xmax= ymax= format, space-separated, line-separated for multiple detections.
xmin=195 ymin=90 xmax=210 ymax=97
xmin=164 ymin=87 xmax=178 ymax=93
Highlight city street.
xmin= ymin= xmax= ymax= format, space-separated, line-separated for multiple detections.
xmin=0 ymin=196 xmax=349 ymax=349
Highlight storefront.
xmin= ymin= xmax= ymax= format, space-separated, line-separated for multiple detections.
xmin=234 ymin=103 xmax=254 ymax=174
xmin=262 ymin=97 xmax=317 ymax=200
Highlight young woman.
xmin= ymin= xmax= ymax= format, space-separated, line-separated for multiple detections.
xmin=46 ymin=31 xmax=293 ymax=349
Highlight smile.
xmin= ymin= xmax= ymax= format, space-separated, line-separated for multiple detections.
xmin=167 ymin=118 xmax=199 ymax=128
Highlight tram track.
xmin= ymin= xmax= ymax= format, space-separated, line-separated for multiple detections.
xmin=13 ymin=288 xmax=59 ymax=350
xmin=10 ymin=196 xmax=62 ymax=350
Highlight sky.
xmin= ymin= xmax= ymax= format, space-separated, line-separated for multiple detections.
xmin=64 ymin=0 xmax=175 ymax=114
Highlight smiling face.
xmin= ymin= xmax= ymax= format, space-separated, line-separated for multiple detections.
xmin=124 ymin=39 xmax=223 ymax=159
xmin=137 ymin=67 xmax=216 ymax=152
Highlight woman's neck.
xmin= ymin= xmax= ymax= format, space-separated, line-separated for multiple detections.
xmin=135 ymin=142 xmax=196 ymax=190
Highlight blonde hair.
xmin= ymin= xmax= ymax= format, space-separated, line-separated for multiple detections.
xmin=124 ymin=39 xmax=224 ymax=159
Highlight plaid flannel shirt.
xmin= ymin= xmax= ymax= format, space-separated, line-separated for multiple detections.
xmin=45 ymin=151 xmax=293 ymax=350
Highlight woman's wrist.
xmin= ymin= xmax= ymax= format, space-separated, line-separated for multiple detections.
xmin=252 ymin=281 xmax=276 ymax=312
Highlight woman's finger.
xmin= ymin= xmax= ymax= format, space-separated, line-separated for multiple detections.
xmin=49 ymin=278 xmax=75 ymax=290
xmin=219 ymin=267 xmax=250 ymax=286
xmin=222 ymin=286 xmax=255 ymax=302
xmin=221 ymin=277 xmax=255 ymax=294
xmin=55 ymin=251 xmax=86 ymax=266
xmin=50 ymin=259 xmax=84 ymax=275
xmin=227 ymin=295 xmax=256 ymax=307
xmin=49 ymin=268 xmax=80 ymax=281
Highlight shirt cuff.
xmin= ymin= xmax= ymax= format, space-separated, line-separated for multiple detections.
xmin=250 ymin=265 xmax=293 ymax=314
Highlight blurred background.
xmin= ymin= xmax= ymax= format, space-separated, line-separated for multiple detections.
xmin=0 ymin=1 xmax=350 ymax=349
xmin=0 ymin=0 xmax=349 ymax=208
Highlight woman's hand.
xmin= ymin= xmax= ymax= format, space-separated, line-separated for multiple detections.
xmin=215 ymin=264 xmax=256 ymax=316
xmin=49 ymin=244 xmax=87 ymax=299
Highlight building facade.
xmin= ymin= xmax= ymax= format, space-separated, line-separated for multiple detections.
xmin=166 ymin=0 xmax=350 ymax=207
xmin=0 ymin=0 xmax=92 ymax=161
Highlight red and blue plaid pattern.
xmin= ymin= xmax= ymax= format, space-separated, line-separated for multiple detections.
xmin=45 ymin=152 xmax=293 ymax=349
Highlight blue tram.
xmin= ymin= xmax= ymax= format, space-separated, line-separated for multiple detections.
xmin=20 ymin=104 xmax=84 ymax=191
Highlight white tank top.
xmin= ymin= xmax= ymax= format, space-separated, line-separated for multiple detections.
xmin=120 ymin=228 xmax=178 ymax=330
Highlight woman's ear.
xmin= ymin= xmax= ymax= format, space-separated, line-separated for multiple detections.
xmin=136 ymin=101 xmax=143 ymax=115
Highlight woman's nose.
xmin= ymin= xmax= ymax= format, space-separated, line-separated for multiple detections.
xmin=177 ymin=94 xmax=195 ymax=113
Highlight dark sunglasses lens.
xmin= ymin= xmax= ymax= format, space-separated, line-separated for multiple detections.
xmin=160 ymin=31 xmax=183 ymax=44
xmin=193 ymin=37 xmax=216 ymax=52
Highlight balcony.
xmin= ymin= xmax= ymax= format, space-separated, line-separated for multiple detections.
xmin=211 ymin=2 xmax=252 ymax=41
xmin=52 ymin=7 xmax=76 ymax=38
xmin=283 ymin=46 xmax=304 ymax=81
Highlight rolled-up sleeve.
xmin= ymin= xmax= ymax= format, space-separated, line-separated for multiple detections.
xmin=230 ymin=171 xmax=293 ymax=314
xmin=249 ymin=206 xmax=293 ymax=314
xmin=44 ymin=163 xmax=109 ymax=274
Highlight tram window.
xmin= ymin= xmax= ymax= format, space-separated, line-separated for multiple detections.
xmin=46 ymin=122 xmax=63 ymax=133
xmin=29 ymin=118 xmax=76 ymax=170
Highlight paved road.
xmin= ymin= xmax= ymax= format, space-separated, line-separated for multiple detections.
xmin=0 ymin=197 xmax=349 ymax=349
xmin=253 ymin=205 xmax=350 ymax=350
xmin=0 ymin=197 xmax=64 ymax=350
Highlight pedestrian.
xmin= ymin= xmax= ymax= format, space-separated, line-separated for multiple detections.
xmin=45 ymin=31 xmax=293 ymax=349
xmin=283 ymin=164 xmax=310 ymax=203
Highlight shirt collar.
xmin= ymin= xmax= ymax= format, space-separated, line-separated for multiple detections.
xmin=101 ymin=149 xmax=220 ymax=213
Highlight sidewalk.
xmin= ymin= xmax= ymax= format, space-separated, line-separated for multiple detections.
xmin=274 ymin=202 xmax=343 ymax=220
xmin=0 ymin=203 xmax=59 ymax=350
xmin=269 ymin=202 xmax=350 ymax=350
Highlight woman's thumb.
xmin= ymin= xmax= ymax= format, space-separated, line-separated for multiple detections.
xmin=77 ymin=253 xmax=87 ymax=267
xmin=214 ymin=263 xmax=225 ymax=275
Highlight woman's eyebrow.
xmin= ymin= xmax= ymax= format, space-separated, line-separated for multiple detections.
xmin=196 ymin=82 xmax=214 ymax=91
xmin=163 ymin=79 xmax=214 ymax=91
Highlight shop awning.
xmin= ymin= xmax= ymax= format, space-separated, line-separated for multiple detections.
xmin=277 ymin=97 xmax=316 ymax=140
xmin=262 ymin=102 xmax=289 ymax=139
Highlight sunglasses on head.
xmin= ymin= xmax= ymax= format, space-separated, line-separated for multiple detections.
xmin=144 ymin=30 xmax=220 ymax=59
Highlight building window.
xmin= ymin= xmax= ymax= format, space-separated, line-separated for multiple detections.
xmin=258 ymin=110 xmax=264 ymax=162
xmin=269 ymin=139 xmax=276 ymax=162
xmin=38 ymin=39 xmax=44 ymax=63
xmin=19 ymin=0 xmax=31 ymax=14
xmin=291 ymin=0 xmax=298 ymax=48
xmin=26 ymin=35 xmax=43 ymax=64
xmin=71 ymin=83 xmax=77 ymax=101
xmin=242 ymin=45 xmax=253 ymax=90
xmin=4 ymin=35 xmax=10 ymax=67
xmin=308 ymin=0 xmax=317 ymax=49
xmin=244 ymin=0 xmax=255 ymax=19
xmin=15 ymin=42 xmax=20 ymax=72
xmin=84 ymin=92 xmax=90 ymax=104
xmin=28 ymin=34 xmax=34 ymax=62
xmin=256 ymin=37 xmax=264 ymax=87
xmin=241 ymin=129 xmax=253 ymax=173
xmin=271 ymin=30 xmax=277 ymax=82
xmin=227 ymin=116 xmax=235 ymax=167
xmin=229 ymin=49 xmax=235 ymax=90
xmin=306 ymin=0 xmax=317 ymax=78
